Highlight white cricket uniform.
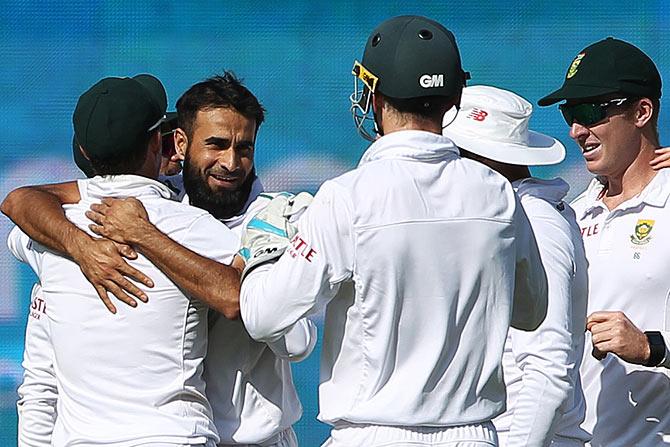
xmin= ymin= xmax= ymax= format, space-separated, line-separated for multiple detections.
xmin=572 ymin=169 xmax=670 ymax=446
xmin=8 ymin=174 xmax=240 ymax=447
xmin=16 ymin=283 xmax=58 ymax=447
xmin=494 ymin=178 xmax=590 ymax=447
xmin=175 ymin=177 xmax=315 ymax=447
xmin=240 ymin=130 xmax=548 ymax=445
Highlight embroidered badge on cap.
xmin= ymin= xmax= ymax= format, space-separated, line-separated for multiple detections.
xmin=566 ymin=53 xmax=585 ymax=79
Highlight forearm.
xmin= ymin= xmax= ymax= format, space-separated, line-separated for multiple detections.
xmin=507 ymin=311 xmax=572 ymax=445
xmin=506 ymin=359 xmax=569 ymax=446
xmin=130 ymin=221 xmax=241 ymax=318
xmin=1 ymin=184 xmax=88 ymax=258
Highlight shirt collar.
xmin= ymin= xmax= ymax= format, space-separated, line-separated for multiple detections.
xmin=81 ymin=174 xmax=175 ymax=201
xmin=218 ymin=177 xmax=265 ymax=225
xmin=512 ymin=177 xmax=569 ymax=205
xmin=580 ymin=169 xmax=670 ymax=218
xmin=358 ymin=130 xmax=459 ymax=167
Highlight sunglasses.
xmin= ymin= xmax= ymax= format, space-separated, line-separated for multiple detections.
xmin=559 ymin=98 xmax=630 ymax=126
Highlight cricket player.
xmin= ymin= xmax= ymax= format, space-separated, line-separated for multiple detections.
xmin=168 ymin=73 xmax=314 ymax=447
xmin=4 ymin=73 xmax=314 ymax=447
xmin=237 ymin=16 xmax=548 ymax=446
xmin=3 ymin=74 xmax=243 ymax=445
xmin=539 ymin=37 xmax=670 ymax=446
xmin=14 ymin=110 xmax=182 ymax=447
xmin=444 ymin=85 xmax=590 ymax=446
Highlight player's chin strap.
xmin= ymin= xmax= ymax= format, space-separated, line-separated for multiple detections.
xmin=442 ymin=72 xmax=469 ymax=130
xmin=442 ymin=104 xmax=461 ymax=130
xmin=239 ymin=192 xmax=314 ymax=281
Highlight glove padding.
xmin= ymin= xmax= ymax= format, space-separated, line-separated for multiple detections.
xmin=239 ymin=192 xmax=313 ymax=280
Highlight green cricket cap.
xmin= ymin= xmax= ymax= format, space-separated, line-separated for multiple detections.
xmin=362 ymin=15 xmax=469 ymax=99
xmin=538 ymin=37 xmax=662 ymax=106
xmin=73 ymin=74 xmax=168 ymax=159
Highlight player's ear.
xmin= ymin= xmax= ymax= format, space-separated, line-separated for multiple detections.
xmin=148 ymin=129 xmax=162 ymax=155
xmin=633 ymin=97 xmax=654 ymax=129
xmin=78 ymin=145 xmax=91 ymax=161
xmin=174 ymin=128 xmax=188 ymax=161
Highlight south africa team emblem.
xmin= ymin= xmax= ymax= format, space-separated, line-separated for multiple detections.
xmin=630 ymin=219 xmax=655 ymax=245
xmin=566 ymin=53 xmax=585 ymax=79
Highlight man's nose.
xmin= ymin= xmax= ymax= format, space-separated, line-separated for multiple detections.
xmin=216 ymin=149 xmax=240 ymax=172
xmin=569 ymin=122 xmax=590 ymax=141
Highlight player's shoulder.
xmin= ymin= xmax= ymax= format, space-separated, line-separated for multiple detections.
xmin=149 ymin=199 xmax=230 ymax=243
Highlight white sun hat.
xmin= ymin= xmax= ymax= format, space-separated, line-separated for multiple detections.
xmin=442 ymin=85 xmax=565 ymax=166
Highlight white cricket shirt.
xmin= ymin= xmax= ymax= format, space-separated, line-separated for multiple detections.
xmin=241 ymin=130 xmax=548 ymax=427
xmin=494 ymin=178 xmax=590 ymax=446
xmin=8 ymin=175 xmax=240 ymax=447
xmin=199 ymin=179 xmax=316 ymax=445
xmin=572 ymin=169 xmax=670 ymax=446
xmin=16 ymin=282 xmax=58 ymax=447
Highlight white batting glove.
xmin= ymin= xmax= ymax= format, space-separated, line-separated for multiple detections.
xmin=239 ymin=192 xmax=313 ymax=280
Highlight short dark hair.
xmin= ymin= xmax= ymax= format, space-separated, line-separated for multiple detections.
xmin=176 ymin=71 xmax=265 ymax=138
xmin=86 ymin=130 xmax=155 ymax=175
xmin=384 ymin=94 xmax=458 ymax=122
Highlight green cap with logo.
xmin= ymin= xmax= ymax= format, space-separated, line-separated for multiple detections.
xmin=362 ymin=15 xmax=469 ymax=99
xmin=538 ymin=37 xmax=662 ymax=106
xmin=73 ymin=74 xmax=168 ymax=160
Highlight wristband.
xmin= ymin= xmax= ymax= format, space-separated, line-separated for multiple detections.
xmin=644 ymin=331 xmax=666 ymax=367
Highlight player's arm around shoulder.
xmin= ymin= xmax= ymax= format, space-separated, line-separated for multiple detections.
xmin=153 ymin=208 xmax=242 ymax=318
xmin=2 ymin=181 xmax=82 ymax=257
xmin=3 ymin=181 xmax=151 ymax=314
xmin=240 ymin=181 xmax=355 ymax=342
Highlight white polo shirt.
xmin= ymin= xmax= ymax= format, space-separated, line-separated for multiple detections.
xmin=494 ymin=178 xmax=590 ymax=446
xmin=16 ymin=283 xmax=58 ymax=447
xmin=199 ymin=179 xmax=316 ymax=445
xmin=572 ymin=169 xmax=670 ymax=446
xmin=8 ymin=175 xmax=239 ymax=447
xmin=241 ymin=130 xmax=548 ymax=427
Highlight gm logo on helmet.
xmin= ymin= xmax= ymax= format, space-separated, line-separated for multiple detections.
xmin=419 ymin=74 xmax=444 ymax=88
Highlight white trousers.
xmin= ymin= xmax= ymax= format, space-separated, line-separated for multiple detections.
xmin=322 ymin=421 xmax=498 ymax=447
xmin=218 ymin=427 xmax=298 ymax=447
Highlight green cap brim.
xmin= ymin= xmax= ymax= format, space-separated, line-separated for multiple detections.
xmin=538 ymin=84 xmax=623 ymax=106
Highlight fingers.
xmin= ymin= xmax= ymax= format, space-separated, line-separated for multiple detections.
xmin=650 ymin=147 xmax=670 ymax=169
xmin=100 ymin=197 xmax=118 ymax=207
xmin=590 ymin=328 xmax=614 ymax=345
xmin=588 ymin=319 xmax=617 ymax=336
xmin=103 ymin=280 xmax=138 ymax=308
xmin=89 ymin=223 xmax=105 ymax=237
xmin=586 ymin=311 xmax=626 ymax=330
xmin=90 ymin=202 xmax=109 ymax=213
xmin=114 ymin=242 xmax=138 ymax=260
xmin=86 ymin=210 xmax=104 ymax=225
xmin=117 ymin=262 xmax=154 ymax=289
xmin=587 ymin=310 xmax=617 ymax=324
xmin=232 ymin=254 xmax=246 ymax=275
xmin=93 ymin=284 xmax=117 ymax=314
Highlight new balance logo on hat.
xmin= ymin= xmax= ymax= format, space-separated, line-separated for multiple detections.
xmin=419 ymin=74 xmax=444 ymax=88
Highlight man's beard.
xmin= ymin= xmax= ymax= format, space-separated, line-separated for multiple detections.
xmin=183 ymin=155 xmax=256 ymax=220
